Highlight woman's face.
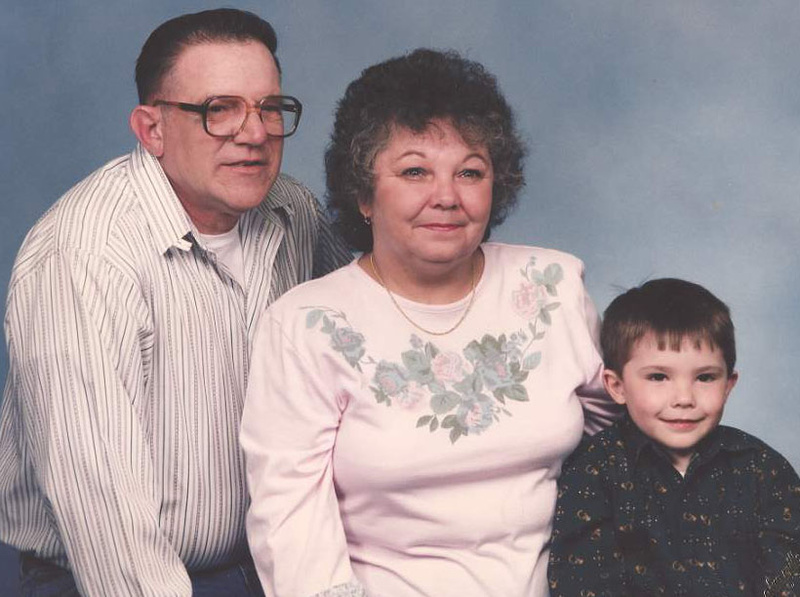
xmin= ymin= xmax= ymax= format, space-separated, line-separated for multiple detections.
xmin=363 ymin=121 xmax=493 ymax=276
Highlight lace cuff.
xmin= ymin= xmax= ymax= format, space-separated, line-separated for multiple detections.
xmin=310 ymin=580 xmax=368 ymax=597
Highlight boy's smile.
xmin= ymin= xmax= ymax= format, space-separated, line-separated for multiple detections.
xmin=603 ymin=333 xmax=738 ymax=473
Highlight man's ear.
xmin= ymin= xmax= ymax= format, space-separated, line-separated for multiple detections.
xmin=602 ymin=369 xmax=627 ymax=405
xmin=130 ymin=105 xmax=165 ymax=157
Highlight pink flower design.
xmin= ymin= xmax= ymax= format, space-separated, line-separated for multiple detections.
xmin=512 ymin=281 xmax=547 ymax=320
xmin=431 ymin=352 xmax=466 ymax=383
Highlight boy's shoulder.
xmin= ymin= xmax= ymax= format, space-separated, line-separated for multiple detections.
xmin=709 ymin=424 xmax=798 ymax=472
xmin=560 ymin=420 xmax=632 ymax=478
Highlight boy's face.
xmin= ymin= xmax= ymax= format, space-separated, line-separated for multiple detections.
xmin=603 ymin=333 xmax=738 ymax=473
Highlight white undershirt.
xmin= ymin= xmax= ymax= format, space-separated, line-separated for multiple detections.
xmin=199 ymin=226 xmax=245 ymax=287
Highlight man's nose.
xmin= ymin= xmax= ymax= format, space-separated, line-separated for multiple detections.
xmin=233 ymin=108 xmax=270 ymax=145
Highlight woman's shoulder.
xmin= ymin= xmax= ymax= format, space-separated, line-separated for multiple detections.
xmin=265 ymin=259 xmax=362 ymax=318
xmin=482 ymin=242 xmax=586 ymax=279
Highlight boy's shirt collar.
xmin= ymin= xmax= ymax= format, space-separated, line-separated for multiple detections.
xmin=619 ymin=414 xmax=756 ymax=476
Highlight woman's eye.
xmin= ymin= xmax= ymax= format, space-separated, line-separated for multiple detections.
xmin=401 ymin=167 xmax=426 ymax=178
xmin=458 ymin=168 xmax=484 ymax=179
xmin=647 ymin=373 xmax=667 ymax=382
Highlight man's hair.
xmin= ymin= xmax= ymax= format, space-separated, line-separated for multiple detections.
xmin=601 ymin=278 xmax=736 ymax=376
xmin=135 ymin=8 xmax=280 ymax=104
xmin=325 ymin=48 xmax=526 ymax=252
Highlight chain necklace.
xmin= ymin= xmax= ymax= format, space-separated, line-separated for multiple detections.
xmin=369 ymin=252 xmax=478 ymax=336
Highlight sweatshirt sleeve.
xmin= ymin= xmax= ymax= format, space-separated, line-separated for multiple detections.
xmin=241 ymin=311 xmax=366 ymax=597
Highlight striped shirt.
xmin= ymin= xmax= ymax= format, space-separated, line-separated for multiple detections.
xmin=0 ymin=144 xmax=353 ymax=596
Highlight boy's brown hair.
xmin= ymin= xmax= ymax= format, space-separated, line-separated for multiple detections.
xmin=601 ymin=278 xmax=736 ymax=376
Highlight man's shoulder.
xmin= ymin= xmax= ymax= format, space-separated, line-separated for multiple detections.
xmin=10 ymin=152 xmax=141 ymax=283
xmin=21 ymin=154 xmax=133 ymax=247
xmin=267 ymin=173 xmax=316 ymax=209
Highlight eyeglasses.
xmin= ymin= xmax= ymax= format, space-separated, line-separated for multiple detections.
xmin=152 ymin=95 xmax=303 ymax=138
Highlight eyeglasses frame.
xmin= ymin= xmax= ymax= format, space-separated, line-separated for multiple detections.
xmin=151 ymin=95 xmax=303 ymax=138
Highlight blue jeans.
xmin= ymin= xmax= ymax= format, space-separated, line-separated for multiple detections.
xmin=20 ymin=553 xmax=266 ymax=596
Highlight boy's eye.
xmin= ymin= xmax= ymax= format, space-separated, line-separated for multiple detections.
xmin=646 ymin=373 xmax=668 ymax=382
xmin=697 ymin=373 xmax=718 ymax=383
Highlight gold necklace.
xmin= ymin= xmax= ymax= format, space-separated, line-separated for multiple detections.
xmin=369 ymin=252 xmax=478 ymax=336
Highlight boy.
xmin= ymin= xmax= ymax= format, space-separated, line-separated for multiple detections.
xmin=548 ymin=278 xmax=800 ymax=597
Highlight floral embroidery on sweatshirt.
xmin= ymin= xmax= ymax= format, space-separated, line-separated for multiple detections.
xmin=304 ymin=255 xmax=563 ymax=443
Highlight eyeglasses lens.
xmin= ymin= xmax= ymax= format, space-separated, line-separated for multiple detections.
xmin=205 ymin=97 xmax=297 ymax=137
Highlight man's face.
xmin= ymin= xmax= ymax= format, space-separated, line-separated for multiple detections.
xmin=156 ymin=41 xmax=283 ymax=233
xmin=603 ymin=333 xmax=737 ymax=473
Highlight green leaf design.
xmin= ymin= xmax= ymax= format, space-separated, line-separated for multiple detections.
xmin=430 ymin=392 xmax=461 ymax=414
xmin=539 ymin=309 xmax=552 ymax=325
xmin=429 ymin=417 xmax=439 ymax=432
xmin=305 ymin=309 xmax=323 ymax=328
xmin=428 ymin=381 xmax=446 ymax=394
xmin=424 ymin=342 xmax=439 ymax=360
xmin=402 ymin=350 xmax=429 ymax=374
xmin=371 ymin=387 xmax=389 ymax=404
xmin=441 ymin=414 xmax=458 ymax=428
xmin=449 ymin=425 xmax=464 ymax=444
xmin=512 ymin=368 xmax=529 ymax=383
xmin=416 ymin=415 xmax=433 ymax=428
xmin=529 ymin=269 xmax=544 ymax=283
xmin=523 ymin=352 xmax=542 ymax=371
xmin=321 ymin=315 xmax=335 ymax=333
xmin=543 ymin=263 xmax=563 ymax=286
xmin=545 ymin=302 xmax=561 ymax=312
xmin=492 ymin=388 xmax=506 ymax=404
xmin=505 ymin=384 xmax=529 ymax=401
xmin=453 ymin=373 xmax=479 ymax=394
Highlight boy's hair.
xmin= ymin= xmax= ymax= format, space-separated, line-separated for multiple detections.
xmin=601 ymin=278 xmax=736 ymax=376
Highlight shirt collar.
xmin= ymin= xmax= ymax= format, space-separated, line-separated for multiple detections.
xmin=619 ymin=414 xmax=756 ymax=471
xmin=128 ymin=144 xmax=195 ymax=254
xmin=127 ymin=144 xmax=292 ymax=255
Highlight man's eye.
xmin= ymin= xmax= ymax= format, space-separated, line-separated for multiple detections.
xmin=260 ymin=102 xmax=283 ymax=114
xmin=207 ymin=101 xmax=237 ymax=114
xmin=647 ymin=373 xmax=667 ymax=381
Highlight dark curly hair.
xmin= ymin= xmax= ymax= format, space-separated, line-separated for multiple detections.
xmin=325 ymin=48 xmax=527 ymax=252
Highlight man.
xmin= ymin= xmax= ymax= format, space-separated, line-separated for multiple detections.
xmin=0 ymin=9 xmax=351 ymax=596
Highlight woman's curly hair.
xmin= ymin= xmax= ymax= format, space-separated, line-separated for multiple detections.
xmin=325 ymin=48 xmax=527 ymax=252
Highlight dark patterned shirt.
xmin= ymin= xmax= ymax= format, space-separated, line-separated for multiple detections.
xmin=548 ymin=416 xmax=800 ymax=597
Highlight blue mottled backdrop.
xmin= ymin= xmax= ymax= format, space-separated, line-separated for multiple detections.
xmin=2 ymin=1 xmax=799 ymax=593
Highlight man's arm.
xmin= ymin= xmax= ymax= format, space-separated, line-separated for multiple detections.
xmin=4 ymin=250 xmax=191 ymax=596
xmin=548 ymin=440 xmax=628 ymax=597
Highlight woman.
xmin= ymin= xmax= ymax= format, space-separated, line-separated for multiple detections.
xmin=241 ymin=49 xmax=620 ymax=597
